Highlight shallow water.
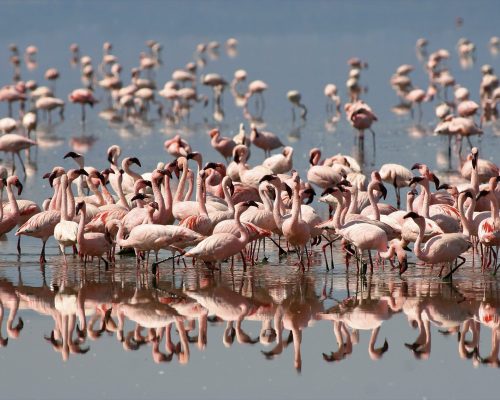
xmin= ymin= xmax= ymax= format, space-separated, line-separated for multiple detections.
xmin=1 ymin=1 xmax=500 ymax=399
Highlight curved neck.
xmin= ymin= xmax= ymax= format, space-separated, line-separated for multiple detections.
xmin=235 ymin=207 xmax=249 ymax=244
xmin=413 ymin=219 xmax=427 ymax=261
xmin=152 ymin=176 xmax=166 ymax=221
xmin=259 ymin=185 xmax=272 ymax=212
xmin=222 ymin=181 xmax=235 ymax=215
xmin=0 ymin=186 xmax=3 ymax=221
xmin=367 ymin=182 xmax=380 ymax=221
xmin=87 ymin=177 xmax=105 ymax=206
xmin=406 ymin=194 xmax=414 ymax=212
xmin=123 ymin=161 xmax=141 ymax=181
xmin=458 ymin=193 xmax=474 ymax=236
xmin=6 ymin=183 xmax=19 ymax=215
xmin=337 ymin=195 xmax=347 ymax=228
xmin=115 ymin=222 xmax=126 ymax=247
xmin=349 ymin=186 xmax=359 ymax=214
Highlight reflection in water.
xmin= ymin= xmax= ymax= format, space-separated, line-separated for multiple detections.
xmin=2 ymin=262 xmax=500 ymax=371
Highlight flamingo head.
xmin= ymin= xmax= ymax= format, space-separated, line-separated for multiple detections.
xmin=471 ymin=147 xmax=478 ymax=169
xmin=75 ymin=201 xmax=85 ymax=215
xmin=130 ymin=193 xmax=149 ymax=203
xmin=128 ymin=157 xmax=142 ymax=168
xmin=208 ymin=128 xmax=219 ymax=138
xmin=63 ymin=151 xmax=82 ymax=160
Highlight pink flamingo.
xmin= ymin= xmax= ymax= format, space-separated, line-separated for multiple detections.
xmin=184 ymin=201 xmax=258 ymax=269
xmin=68 ymin=88 xmax=97 ymax=123
xmin=53 ymin=174 xmax=78 ymax=264
xmin=75 ymin=201 xmax=112 ymax=267
xmin=404 ymin=212 xmax=471 ymax=279
xmin=0 ymin=134 xmax=36 ymax=175
xmin=209 ymin=128 xmax=236 ymax=162
xmin=0 ymin=176 xmax=23 ymax=236
xmin=250 ymin=124 xmax=283 ymax=156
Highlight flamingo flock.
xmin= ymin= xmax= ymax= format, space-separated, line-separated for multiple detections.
xmin=0 ymin=32 xmax=499 ymax=283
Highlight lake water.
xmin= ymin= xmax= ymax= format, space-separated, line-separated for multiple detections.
xmin=0 ymin=1 xmax=500 ymax=399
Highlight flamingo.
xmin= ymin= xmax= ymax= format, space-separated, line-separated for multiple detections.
xmin=54 ymin=174 xmax=78 ymax=264
xmin=75 ymin=201 xmax=112 ymax=267
xmin=379 ymin=163 xmax=413 ymax=208
xmin=404 ymin=212 xmax=471 ymax=279
xmin=250 ymin=125 xmax=283 ymax=156
xmin=0 ymin=134 xmax=36 ymax=175
xmin=287 ymin=90 xmax=307 ymax=120
xmin=184 ymin=201 xmax=258 ymax=269
xmin=68 ymin=88 xmax=97 ymax=123
xmin=209 ymin=128 xmax=236 ymax=162
xmin=0 ymin=176 xmax=23 ymax=236
xmin=262 ymin=146 xmax=294 ymax=174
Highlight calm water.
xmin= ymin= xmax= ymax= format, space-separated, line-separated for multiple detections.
xmin=1 ymin=1 xmax=500 ymax=399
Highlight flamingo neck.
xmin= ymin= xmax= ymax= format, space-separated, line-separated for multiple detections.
xmin=77 ymin=206 xmax=86 ymax=244
xmin=349 ymin=186 xmax=359 ymax=214
xmin=101 ymin=182 xmax=115 ymax=205
xmin=66 ymin=180 xmax=76 ymax=219
xmin=49 ymin=180 xmax=60 ymax=211
xmin=259 ymin=185 xmax=272 ymax=212
xmin=234 ymin=206 xmax=249 ymax=245
xmin=163 ymin=174 xmax=173 ymax=222
xmin=367 ymin=181 xmax=380 ymax=221
xmin=421 ymin=179 xmax=431 ymax=218
xmin=198 ymin=178 xmax=208 ymax=216
xmin=471 ymin=165 xmax=479 ymax=194
xmin=116 ymin=177 xmax=129 ymax=210
xmin=290 ymin=182 xmax=301 ymax=225
xmin=152 ymin=176 xmax=166 ymax=222
xmin=6 ymin=183 xmax=19 ymax=215
xmin=222 ymin=181 xmax=235 ymax=215
xmin=60 ymin=175 xmax=68 ymax=221
xmin=458 ymin=193 xmax=474 ymax=236
xmin=87 ymin=177 xmax=105 ymax=206
xmin=123 ymin=161 xmax=141 ymax=182
xmin=413 ymin=219 xmax=427 ymax=261
xmin=406 ymin=195 xmax=414 ymax=213
xmin=336 ymin=195 xmax=346 ymax=229
xmin=488 ymin=192 xmax=499 ymax=222
xmin=0 ymin=186 xmax=3 ymax=221
xmin=272 ymin=183 xmax=284 ymax=228
xmin=174 ymin=161 xmax=188 ymax=203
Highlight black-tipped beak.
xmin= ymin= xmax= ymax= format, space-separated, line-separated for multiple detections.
xmin=476 ymin=190 xmax=489 ymax=201
xmin=431 ymin=174 xmax=440 ymax=190
xmin=42 ymin=172 xmax=51 ymax=179
xmin=143 ymin=180 xmax=152 ymax=188
xmin=131 ymin=193 xmax=147 ymax=202
xmin=76 ymin=201 xmax=84 ymax=215
xmin=437 ymin=183 xmax=450 ymax=190
xmin=107 ymin=153 xmax=113 ymax=163
xmin=411 ymin=163 xmax=422 ymax=171
xmin=309 ymin=154 xmax=315 ymax=165
xmin=233 ymin=152 xmax=240 ymax=164
xmin=403 ymin=211 xmax=419 ymax=219
xmin=229 ymin=181 xmax=235 ymax=196
xmin=379 ymin=183 xmax=388 ymax=200
xmin=79 ymin=168 xmax=89 ymax=176
xmin=408 ymin=176 xmax=423 ymax=186
xmin=150 ymin=201 xmax=159 ymax=210
xmin=130 ymin=157 xmax=141 ymax=167
xmin=1 ymin=178 xmax=6 ymax=186
xmin=402 ymin=245 xmax=412 ymax=252
xmin=472 ymin=152 xmax=478 ymax=169
xmin=187 ymin=152 xmax=199 ymax=160
xmin=101 ymin=168 xmax=114 ymax=175
xmin=399 ymin=258 xmax=408 ymax=275
xmin=339 ymin=179 xmax=352 ymax=187
xmin=246 ymin=200 xmax=259 ymax=208
xmin=15 ymin=180 xmax=23 ymax=195
xmin=259 ymin=174 xmax=275 ymax=183
xmin=48 ymin=172 xmax=57 ymax=187
xmin=284 ymin=183 xmax=293 ymax=198
xmin=95 ymin=172 xmax=106 ymax=185
xmin=63 ymin=151 xmax=80 ymax=159
xmin=204 ymin=162 xmax=218 ymax=170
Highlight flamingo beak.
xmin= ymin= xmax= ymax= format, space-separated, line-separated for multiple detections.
xmin=284 ymin=183 xmax=293 ymax=197
xmin=15 ymin=180 xmax=23 ymax=195
xmin=472 ymin=152 xmax=478 ymax=169
xmin=431 ymin=174 xmax=440 ymax=190
xmin=48 ymin=172 xmax=57 ymax=187
xmin=76 ymin=201 xmax=84 ymax=215
xmin=408 ymin=176 xmax=423 ymax=186
xmin=378 ymin=183 xmax=387 ymax=200
xmin=411 ymin=163 xmax=422 ymax=170
xmin=79 ymin=169 xmax=89 ymax=176
xmin=63 ymin=151 xmax=80 ymax=159
xmin=403 ymin=211 xmax=420 ymax=219
xmin=107 ymin=153 xmax=114 ymax=163
xmin=143 ymin=180 xmax=152 ymax=188
xmin=129 ymin=157 xmax=142 ymax=167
